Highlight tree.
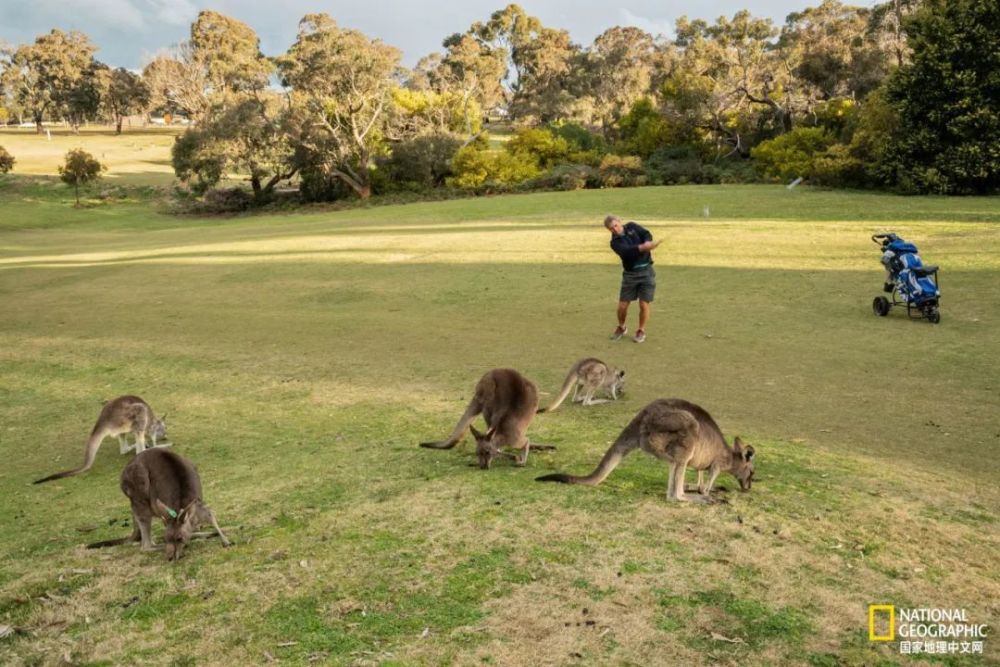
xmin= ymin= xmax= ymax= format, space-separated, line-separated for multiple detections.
xmin=277 ymin=14 xmax=401 ymax=200
xmin=143 ymin=11 xmax=271 ymax=121
xmin=0 ymin=146 xmax=14 ymax=173
xmin=882 ymin=0 xmax=1000 ymax=194
xmin=470 ymin=4 xmax=543 ymax=114
xmin=781 ymin=1 xmax=888 ymax=101
xmin=172 ymin=96 xmax=297 ymax=201
xmin=142 ymin=47 xmax=208 ymax=120
xmin=868 ymin=0 xmax=923 ymax=67
xmin=59 ymin=149 xmax=105 ymax=205
xmin=1 ymin=30 xmax=98 ymax=133
xmin=438 ymin=34 xmax=506 ymax=136
xmin=507 ymin=26 xmax=578 ymax=122
xmin=583 ymin=27 xmax=657 ymax=134
xmin=62 ymin=60 xmax=105 ymax=132
xmin=189 ymin=10 xmax=272 ymax=97
xmin=101 ymin=68 xmax=151 ymax=133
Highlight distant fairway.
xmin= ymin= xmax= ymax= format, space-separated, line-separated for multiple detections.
xmin=1 ymin=183 xmax=998 ymax=665
xmin=0 ymin=127 xmax=179 ymax=186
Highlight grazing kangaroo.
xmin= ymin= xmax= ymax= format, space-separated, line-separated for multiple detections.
xmin=538 ymin=358 xmax=625 ymax=413
xmin=87 ymin=448 xmax=230 ymax=560
xmin=536 ymin=399 xmax=755 ymax=502
xmin=34 ymin=395 xmax=169 ymax=484
xmin=420 ymin=368 xmax=548 ymax=469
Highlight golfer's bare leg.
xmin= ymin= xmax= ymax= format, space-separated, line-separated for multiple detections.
xmin=617 ymin=301 xmax=630 ymax=327
xmin=638 ymin=300 xmax=651 ymax=331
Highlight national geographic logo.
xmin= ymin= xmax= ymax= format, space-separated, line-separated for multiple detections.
xmin=869 ymin=605 xmax=895 ymax=641
xmin=869 ymin=605 xmax=989 ymax=656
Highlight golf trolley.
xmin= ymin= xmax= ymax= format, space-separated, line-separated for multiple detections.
xmin=871 ymin=233 xmax=941 ymax=324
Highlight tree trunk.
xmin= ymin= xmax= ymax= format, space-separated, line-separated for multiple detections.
xmin=116 ymin=117 xmax=123 ymax=134
xmin=34 ymin=112 xmax=44 ymax=134
xmin=74 ymin=183 xmax=80 ymax=206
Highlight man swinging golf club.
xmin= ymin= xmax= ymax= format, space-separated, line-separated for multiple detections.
xmin=605 ymin=215 xmax=660 ymax=343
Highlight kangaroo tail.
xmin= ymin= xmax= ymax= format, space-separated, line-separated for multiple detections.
xmin=538 ymin=362 xmax=583 ymax=414
xmin=536 ymin=436 xmax=638 ymax=486
xmin=419 ymin=399 xmax=481 ymax=449
xmin=34 ymin=427 xmax=107 ymax=484
xmin=87 ymin=525 xmax=140 ymax=549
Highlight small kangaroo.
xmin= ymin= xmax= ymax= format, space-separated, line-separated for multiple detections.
xmin=536 ymin=398 xmax=755 ymax=502
xmin=34 ymin=395 xmax=169 ymax=484
xmin=420 ymin=368 xmax=549 ymax=469
xmin=87 ymin=448 xmax=230 ymax=560
xmin=537 ymin=358 xmax=625 ymax=413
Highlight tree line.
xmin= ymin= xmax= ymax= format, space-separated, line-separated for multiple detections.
xmin=1 ymin=0 xmax=997 ymax=200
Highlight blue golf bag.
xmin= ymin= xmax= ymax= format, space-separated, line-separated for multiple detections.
xmin=871 ymin=233 xmax=941 ymax=323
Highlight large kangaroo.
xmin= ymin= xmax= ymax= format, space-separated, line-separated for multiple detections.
xmin=420 ymin=368 xmax=548 ymax=469
xmin=87 ymin=448 xmax=230 ymax=560
xmin=536 ymin=399 xmax=755 ymax=502
xmin=537 ymin=358 xmax=625 ymax=413
xmin=34 ymin=395 xmax=169 ymax=484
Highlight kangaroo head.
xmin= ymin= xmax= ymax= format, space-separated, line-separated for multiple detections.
xmin=611 ymin=368 xmax=626 ymax=395
xmin=151 ymin=415 xmax=168 ymax=443
xmin=729 ymin=437 xmax=756 ymax=491
xmin=156 ymin=498 xmax=199 ymax=561
xmin=470 ymin=425 xmax=497 ymax=470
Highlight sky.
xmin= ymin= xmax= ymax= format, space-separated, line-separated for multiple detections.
xmin=0 ymin=0 xmax=853 ymax=69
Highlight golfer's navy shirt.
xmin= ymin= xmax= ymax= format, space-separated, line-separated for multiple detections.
xmin=610 ymin=222 xmax=653 ymax=271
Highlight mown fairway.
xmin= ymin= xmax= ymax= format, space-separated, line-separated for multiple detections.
xmin=1 ymin=178 xmax=998 ymax=666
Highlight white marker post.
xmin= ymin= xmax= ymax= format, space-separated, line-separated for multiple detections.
xmin=787 ymin=176 xmax=803 ymax=190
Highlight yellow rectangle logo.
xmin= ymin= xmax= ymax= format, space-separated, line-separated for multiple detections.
xmin=869 ymin=604 xmax=895 ymax=641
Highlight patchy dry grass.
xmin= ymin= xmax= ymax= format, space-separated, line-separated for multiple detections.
xmin=0 ymin=184 xmax=998 ymax=665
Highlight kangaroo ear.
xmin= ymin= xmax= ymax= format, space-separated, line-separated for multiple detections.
xmin=160 ymin=414 xmax=167 ymax=422
xmin=485 ymin=426 xmax=497 ymax=439
xmin=180 ymin=501 xmax=199 ymax=526
xmin=744 ymin=445 xmax=755 ymax=462
xmin=618 ymin=369 xmax=626 ymax=378
xmin=469 ymin=425 xmax=483 ymax=439
xmin=154 ymin=499 xmax=178 ymax=520
xmin=734 ymin=436 xmax=744 ymax=450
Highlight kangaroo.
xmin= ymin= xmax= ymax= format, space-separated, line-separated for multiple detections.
xmin=536 ymin=399 xmax=755 ymax=502
xmin=34 ymin=395 xmax=170 ymax=484
xmin=537 ymin=358 xmax=625 ymax=413
xmin=420 ymin=368 xmax=549 ymax=469
xmin=87 ymin=448 xmax=230 ymax=560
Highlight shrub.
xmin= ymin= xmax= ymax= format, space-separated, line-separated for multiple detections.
xmin=58 ymin=149 xmax=105 ymax=205
xmin=171 ymin=129 xmax=225 ymax=195
xmin=526 ymin=163 xmax=599 ymax=191
xmin=618 ymin=98 xmax=672 ymax=158
xmin=645 ymin=145 xmax=709 ymax=185
xmin=449 ymin=146 xmax=540 ymax=189
xmin=751 ymin=127 xmax=835 ymax=182
xmin=506 ymin=127 xmax=572 ymax=169
xmin=0 ymin=146 xmax=14 ymax=174
xmin=201 ymin=187 xmax=254 ymax=213
xmin=547 ymin=121 xmax=607 ymax=153
xmin=382 ymin=133 xmax=463 ymax=190
xmin=811 ymin=144 xmax=867 ymax=188
xmin=598 ymin=154 xmax=646 ymax=188
xmin=299 ymin=167 xmax=358 ymax=203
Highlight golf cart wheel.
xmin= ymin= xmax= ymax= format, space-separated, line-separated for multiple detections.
xmin=872 ymin=296 xmax=890 ymax=316
xmin=927 ymin=309 xmax=941 ymax=324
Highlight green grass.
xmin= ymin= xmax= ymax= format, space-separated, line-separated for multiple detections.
xmin=1 ymin=181 xmax=998 ymax=665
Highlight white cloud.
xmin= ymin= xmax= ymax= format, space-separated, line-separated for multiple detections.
xmin=146 ymin=0 xmax=198 ymax=27
xmin=617 ymin=8 xmax=674 ymax=39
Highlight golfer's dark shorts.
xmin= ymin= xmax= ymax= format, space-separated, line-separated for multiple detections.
xmin=619 ymin=266 xmax=656 ymax=302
